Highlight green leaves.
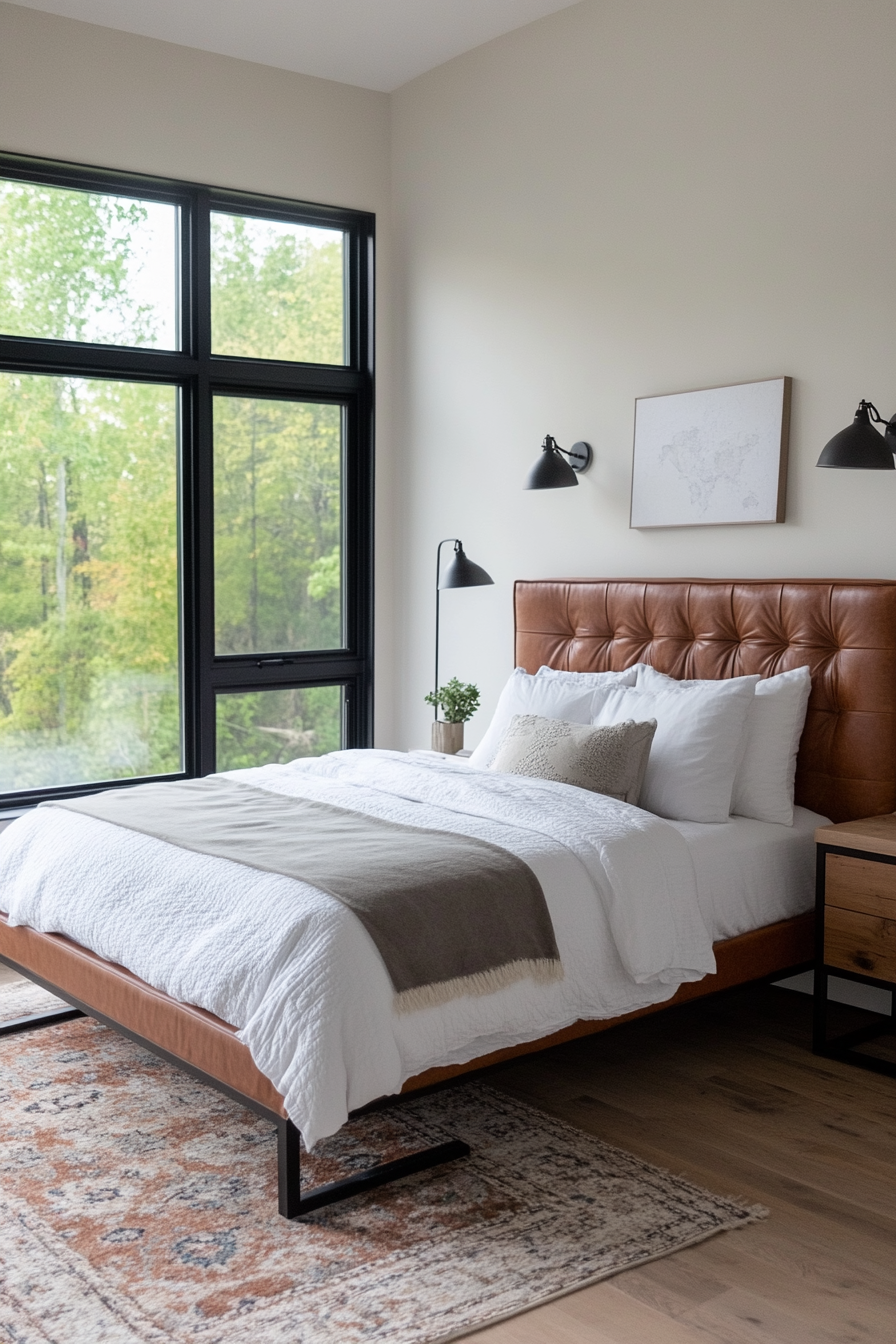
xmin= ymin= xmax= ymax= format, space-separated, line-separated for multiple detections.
xmin=0 ymin=184 xmax=347 ymax=789
xmin=0 ymin=180 xmax=164 ymax=346
xmin=210 ymin=213 xmax=344 ymax=364
xmin=0 ymin=373 xmax=179 ymax=788
xmin=424 ymin=678 xmax=481 ymax=724
xmin=212 ymin=396 xmax=342 ymax=655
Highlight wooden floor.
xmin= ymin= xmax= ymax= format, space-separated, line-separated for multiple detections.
xmin=470 ymin=983 xmax=895 ymax=1344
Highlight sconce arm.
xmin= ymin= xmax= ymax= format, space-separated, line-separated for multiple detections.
xmin=541 ymin=435 xmax=593 ymax=471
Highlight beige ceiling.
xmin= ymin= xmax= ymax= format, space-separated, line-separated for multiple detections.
xmin=10 ymin=0 xmax=584 ymax=91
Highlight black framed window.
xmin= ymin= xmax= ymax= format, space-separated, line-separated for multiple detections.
xmin=0 ymin=153 xmax=374 ymax=805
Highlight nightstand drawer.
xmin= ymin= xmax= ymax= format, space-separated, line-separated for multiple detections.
xmin=824 ymin=905 xmax=896 ymax=983
xmin=825 ymin=853 xmax=896 ymax=920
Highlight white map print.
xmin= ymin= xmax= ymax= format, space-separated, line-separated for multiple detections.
xmin=659 ymin=427 xmax=761 ymax=515
xmin=630 ymin=378 xmax=788 ymax=528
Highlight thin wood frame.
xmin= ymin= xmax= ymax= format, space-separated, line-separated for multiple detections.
xmin=630 ymin=376 xmax=791 ymax=529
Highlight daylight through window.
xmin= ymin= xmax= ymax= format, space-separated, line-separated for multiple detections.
xmin=0 ymin=156 xmax=374 ymax=805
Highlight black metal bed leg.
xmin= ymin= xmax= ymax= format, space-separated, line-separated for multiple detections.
xmin=275 ymin=1116 xmax=470 ymax=1219
xmin=277 ymin=1118 xmax=304 ymax=1219
xmin=0 ymin=1007 xmax=85 ymax=1038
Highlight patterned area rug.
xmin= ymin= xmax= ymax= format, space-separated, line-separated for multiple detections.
xmin=0 ymin=978 xmax=765 ymax=1344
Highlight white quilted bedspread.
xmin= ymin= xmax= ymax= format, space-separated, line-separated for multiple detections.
xmin=0 ymin=750 xmax=715 ymax=1146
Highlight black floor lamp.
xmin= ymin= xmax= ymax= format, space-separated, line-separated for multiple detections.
xmin=433 ymin=539 xmax=493 ymax=746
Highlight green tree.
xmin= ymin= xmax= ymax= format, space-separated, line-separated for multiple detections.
xmin=213 ymin=396 xmax=342 ymax=655
xmin=0 ymin=180 xmax=155 ymax=345
xmin=0 ymin=183 xmax=347 ymax=790
xmin=210 ymin=213 xmax=344 ymax=364
xmin=215 ymin=685 xmax=342 ymax=772
xmin=0 ymin=372 xmax=179 ymax=788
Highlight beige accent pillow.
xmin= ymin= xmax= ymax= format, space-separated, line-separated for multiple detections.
xmin=489 ymin=713 xmax=657 ymax=805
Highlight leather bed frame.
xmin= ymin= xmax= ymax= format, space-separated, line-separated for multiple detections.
xmin=3 ymin=578 xmax=896 ymax=1214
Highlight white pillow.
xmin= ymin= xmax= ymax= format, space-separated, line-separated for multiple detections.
xmin=730 ymin=667 xmax=812 ymax=826
xmin=636 ymin=664 xmax=757 ymax=696
xmin=468 ymin=666 xmax=637 ymax=769
xmin=591 ymin=675 xmax=759 ymax=822
xmin=636 ymin=663 xmax=812 ymax=826
xmin=536 ymin=665 xmax=643 ymax=688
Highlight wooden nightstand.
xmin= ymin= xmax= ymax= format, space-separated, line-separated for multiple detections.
xmin=814 ymin=815 xmax=896 ymax=1077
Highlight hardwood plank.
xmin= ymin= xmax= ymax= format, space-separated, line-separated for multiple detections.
xmin=471 ymin=1281 xmax=718 ymax=1344
xmin=688 ymin=1235 xmax=896 ymax=1326
xmin=606 ymin=1255 xmax=729 ymax=1318
xmin=682 ymin=1286 xmax=858 ymax=1344
xmin=564 ymin=1071 xmax=896 ymax=1201
xmin=558 ymin=1282 xmax=721 ymax=1344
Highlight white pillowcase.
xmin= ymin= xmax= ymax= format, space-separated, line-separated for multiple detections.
xmin=592 ymin=674 xmax=760 ymax=823
xmin=468 ymin=666 xmax=638 ymax=769
xmin=536 ymin=664 xmax=646 ymax=687
xmin=635 ymin=663 xmax=813 ymax=826
xmin=730 ymin=667 xmax=812 ymax=826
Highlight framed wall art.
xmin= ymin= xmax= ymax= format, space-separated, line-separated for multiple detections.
xmin=630 ymin=376 xmax=791 ymax=529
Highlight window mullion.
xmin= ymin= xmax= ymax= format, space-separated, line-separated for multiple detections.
xmin=191 ymin=189 xmax=218 ymax=776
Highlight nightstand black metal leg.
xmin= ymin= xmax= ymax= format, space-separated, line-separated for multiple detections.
xmin=812 ymin=966 xmax=829 ymax=1055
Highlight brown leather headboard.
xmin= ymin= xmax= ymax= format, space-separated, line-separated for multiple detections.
xmin=515 ymin=579 xmax=896 ymax=824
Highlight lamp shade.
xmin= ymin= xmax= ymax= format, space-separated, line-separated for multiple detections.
xmin=817 ymin=404 xmax=896 ymax=470
xmin=438 ymin=543 xmax=493 ymax=589
xmin=525 ymin=440 xmax=579 ymax=490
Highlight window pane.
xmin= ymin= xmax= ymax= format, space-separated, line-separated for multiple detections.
xmin=0 ymin=374 xmax=181 ymax=792
xmin=213 ymin=397 xmax=343 ymax=655
xmin=210 ymin=212 xmax=345 ymax=364
xmin=216 ymin=685 xmax=342 ymax=771
xmin=0 ymin=179 xmax=178 ymax=349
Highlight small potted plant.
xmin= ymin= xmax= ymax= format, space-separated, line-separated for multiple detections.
xmin=425 ymin=678 xmax=481 ymax=754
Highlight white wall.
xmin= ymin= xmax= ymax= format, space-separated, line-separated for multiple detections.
xmin=391 ymin=0 xmax=896 ymax=751
xmin=0 ymin=1 xmax=397 ymax=743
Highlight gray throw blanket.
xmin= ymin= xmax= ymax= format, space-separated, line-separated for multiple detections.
xmin=51 ymin=777 xmax=562 ymax=1013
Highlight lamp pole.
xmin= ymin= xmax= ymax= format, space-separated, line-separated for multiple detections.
xmin=432 ymin=538 xmax=494 ymax=721
xmin=434 ymin=538 xmax=456 ymax=720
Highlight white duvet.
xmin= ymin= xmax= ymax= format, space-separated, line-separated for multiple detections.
xmin=0 ymin=750 xmax=715 ymax=1146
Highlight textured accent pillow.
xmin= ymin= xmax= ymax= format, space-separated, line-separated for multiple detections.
xmin=489 ymin=713 xmax=657 ymax=804
xmin=592 ymin=675 xmax=759 ymax=822
xmin=467 ymin=666 xmax=638 ymax=770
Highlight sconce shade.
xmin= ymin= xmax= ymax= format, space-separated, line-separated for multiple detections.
xmin=438 ymin=544 xmax=494 ymax=589
xmin=817 ymin=404 xmax=896 ymax=470
xmin=525 ymin=440 xmax=579 ymax=490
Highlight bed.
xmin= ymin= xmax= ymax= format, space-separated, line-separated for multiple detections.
xmin=2 ymin=578 xmax=895 ymax=1217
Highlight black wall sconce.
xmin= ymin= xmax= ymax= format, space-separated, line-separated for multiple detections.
xmin=817 ymin=401 xmax=896 ymax=470
xmin=524 ymin=435 xmax=593 ymax=489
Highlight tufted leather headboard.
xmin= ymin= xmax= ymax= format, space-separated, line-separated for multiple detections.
xmin=515 ymin=579 xmax=896 ymax=824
